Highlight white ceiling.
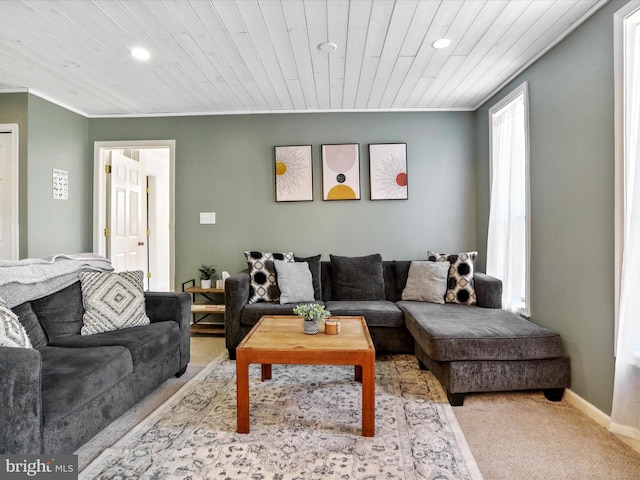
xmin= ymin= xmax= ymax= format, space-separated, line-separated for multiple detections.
xmin=0 ymin=0 xmax=606 ymax=118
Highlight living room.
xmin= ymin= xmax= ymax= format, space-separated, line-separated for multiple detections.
xmin=1 ymin=0 xmax=639 ymax=478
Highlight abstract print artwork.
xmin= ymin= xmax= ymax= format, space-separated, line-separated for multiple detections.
xmin=275 ymin=145 xmax=313 ymax=202
xmin=322 ymin=144 xmax=360 ymax=200
xmin=369 ymin=143 xmax=408 ymax=200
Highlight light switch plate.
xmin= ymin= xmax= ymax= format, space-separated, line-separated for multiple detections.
xmin=200 ymin=212 xmax=216 ymax=224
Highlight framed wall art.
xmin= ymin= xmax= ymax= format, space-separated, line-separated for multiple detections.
xmin=274 ymin=145 xmax=313 ymax=202
xmin=321 ymin=143 xmax=360 ymax=200
xmin=369 ymin=143 xmax=408 ymax=200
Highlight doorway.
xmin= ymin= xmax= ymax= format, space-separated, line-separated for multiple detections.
xmin=0 ymin=124 xmax=19 ymax=260
xmin=93 ymin=140 xmax=175 ymax=291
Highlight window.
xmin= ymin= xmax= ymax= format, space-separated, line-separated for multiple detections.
xmin=610 ymin=1 xmax=640 ymax=442
xmin=486 ymin=82 xmax=530 ymax=316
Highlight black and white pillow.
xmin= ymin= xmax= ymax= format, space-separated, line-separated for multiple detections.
xmin=79 ymin=270 xmax=150 ymax=335
xmin=0 ymin=298 xmax=33 ymax=349
xmin=427 ymin=251 xmax=478 ymax=305
xmin=244 ymin=251 xmax=295 ymax=304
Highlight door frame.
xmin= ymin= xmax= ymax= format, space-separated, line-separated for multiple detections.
xmin=93 ymin=140 xmax=176 ymax=290
xmin=0 ymin=123 xmax=19 ymax=260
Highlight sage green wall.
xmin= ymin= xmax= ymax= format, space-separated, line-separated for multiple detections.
xmin=475 ymin=0 xmax=625 ymax=414
xmin=26 ymin=95 xmax=91 ymax=257
xmin=89 ymin=112 xmax=476 ymax=285
xmin=0 ymin=93 xmax=28 ymax=257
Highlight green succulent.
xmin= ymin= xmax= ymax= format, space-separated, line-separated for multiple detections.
xmin=293 ymin=303 xmax=331 ymax=322
xmin=199 ymin=264 xmax=216 ymax=280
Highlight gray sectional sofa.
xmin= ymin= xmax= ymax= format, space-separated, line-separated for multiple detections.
xmin=1 ymin=281 xmax=191 ymax=454
xmin=225 ymin=254 xmax=571 ymax=406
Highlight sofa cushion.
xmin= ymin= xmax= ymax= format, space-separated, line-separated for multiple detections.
xmin=0 ymin=300 xmax=32 ymax=349
xmin=402 ymin=261 xmax=450 ymax=304
xmin=240 ymin=302 xmax=324 ymax=327
xmin=275 ymin=260 xmax=315 ymax=304
xmin=79 ymin=270 xmax=150 ymax=335
xmin=325 ymin=300 xmax=404 ymax=328
xmin=330 ymin=253 xmax=385 ymax=301
xmin=295 ymin=254 xmax=322 ymax=300
xmin=33 ymin=282 xmax=84 ymax=341
xmin=428 ymin=251 xmax=478 ymax=305
xmin=49 ymin=321 xmax=179 ymax=372
xmin=11 ymin=302 xmax=48 ymax=349
xmin=398 ymin=301 xmax=565 ymax=362
xmin=40 ymin=345 xmax=133 ymax=423
xmin=245 ymin=251 xmax=295 ymax=304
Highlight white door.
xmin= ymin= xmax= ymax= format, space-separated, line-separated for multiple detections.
xmin=108 ymin=151 xmax=148 ymax=279
xmin=0 ymin=131 xmax=18 ymax=260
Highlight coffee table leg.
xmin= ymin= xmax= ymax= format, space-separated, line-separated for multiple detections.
xmin=355 ymin=365 xmax=362 ymax=382
xmin=236 ymin=352 xmax=250 ymax=434
xmin=361 ymin=360 xmax=375 ymax=437
xmin=261 ymin=364 xmax=272 ymax=381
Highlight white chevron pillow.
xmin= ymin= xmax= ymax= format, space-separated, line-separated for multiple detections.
xmin=0 ymin=299 xmax=32 ymax=348
xmin=79 ymin=270 xmax=150 ymax=335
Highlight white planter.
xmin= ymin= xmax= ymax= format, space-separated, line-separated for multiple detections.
xmin=200 ymin=279 xmax=212 ymax=289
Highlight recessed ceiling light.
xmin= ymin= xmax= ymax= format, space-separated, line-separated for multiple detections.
xmin=432 ymin=38 xmax=453 ymax=49
xmin=131 ymin=47 xmax=151 ymax=61
xmin=317 ymin=42 xmax=338 ymax=53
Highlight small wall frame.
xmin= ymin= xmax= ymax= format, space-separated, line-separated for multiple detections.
xmin=322 ymin=143 xmax=360 ymax=200
xmin=274 ymin=145 xmax=313 ymax=202
xmin=369 ymin=143 xmax=408 ymax=200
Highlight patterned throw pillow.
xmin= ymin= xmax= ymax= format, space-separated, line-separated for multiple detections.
xmin=79 ymin=270 xmax=150 ymax=335
xmin=0 ymin=298 xmax=33 ymax=348
xmin=427 ymin=251 xmax=478 ymax=305
xmin=244 ymin=251 xmax=295 ymax=304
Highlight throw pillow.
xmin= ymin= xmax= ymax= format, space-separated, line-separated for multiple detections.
xmin=401 ymin=261 xmax=451 ymax=304
xmin=427 ymin=251 xmax=478 ymax=305
xmin=330 ymin=253 xmax=385 ymax=301
xmin=295 ymin=254 xmax=322 ymax=300
xmin=79 ymin=270 xmax=150 ymax=336
xmin=274 ymin=260 xmax=315 ymax=304
xmin=0 ymin=298 xmax=33 ymax=349
xmin=244 ymin=251 xmax=295 ymax=304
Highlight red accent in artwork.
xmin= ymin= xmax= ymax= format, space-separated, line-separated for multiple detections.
xmin=396 ymin=172 xmax=408 ymax=187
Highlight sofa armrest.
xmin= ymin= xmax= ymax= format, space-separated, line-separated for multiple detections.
xmin=0 ymin=346 xmax=42 ymax=454
xmin=474 ymin=272 xmax=503 ymax=309
xmin=224 ymin=272 xmax=251 ymax=355
xmin=145 ymin=292 xmax=191 ymax=372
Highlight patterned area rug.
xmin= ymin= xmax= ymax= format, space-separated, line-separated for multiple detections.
xmin=80 ymin=354 xmax=483 ymax=480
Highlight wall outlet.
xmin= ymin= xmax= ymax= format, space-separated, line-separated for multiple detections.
xmin=200 ymin=212 xmax=216 ymax=224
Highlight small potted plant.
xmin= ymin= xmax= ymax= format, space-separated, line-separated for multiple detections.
xmin=293 ymin=303 xmax=331 ymax=335
xmin=199 ymin=265 xmax=216 ymax=289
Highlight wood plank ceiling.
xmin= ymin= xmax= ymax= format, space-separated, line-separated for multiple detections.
xmin=0 ymin=0 xmax=606 ymax=117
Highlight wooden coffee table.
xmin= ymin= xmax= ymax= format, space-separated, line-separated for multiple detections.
xmin=235 ymin=315 xmax=376 ymax=436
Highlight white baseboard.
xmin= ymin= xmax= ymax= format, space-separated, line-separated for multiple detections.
xmin=564 ymin=388 xmax=640 ymax=454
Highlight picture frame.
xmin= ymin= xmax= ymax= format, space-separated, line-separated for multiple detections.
xmin=368 ymin=143 xmax=408 ymax=200
xmin=321 ymin=143 xmax=360 ymax=200
xmin=274 ymin=145 xmax=313 ymax=202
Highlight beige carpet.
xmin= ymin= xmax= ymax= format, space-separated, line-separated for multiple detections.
xmin=455 ymin=390 xmax=640 ymax=480
xmin=76 ymin=336 xmax=640 ymax=479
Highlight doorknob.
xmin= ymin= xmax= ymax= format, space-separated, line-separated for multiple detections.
xmin=138 ymin=241 xmax=145 ymax=246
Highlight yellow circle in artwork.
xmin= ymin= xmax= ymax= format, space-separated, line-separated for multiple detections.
xmin=327 ymin=184 xmax=356 ymax=200
xmin=276 ymin=161 xmax=287 ymax=176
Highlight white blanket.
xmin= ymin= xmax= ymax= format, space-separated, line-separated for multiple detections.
xmin=0 ymin=253 xmax=114 ymax=308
